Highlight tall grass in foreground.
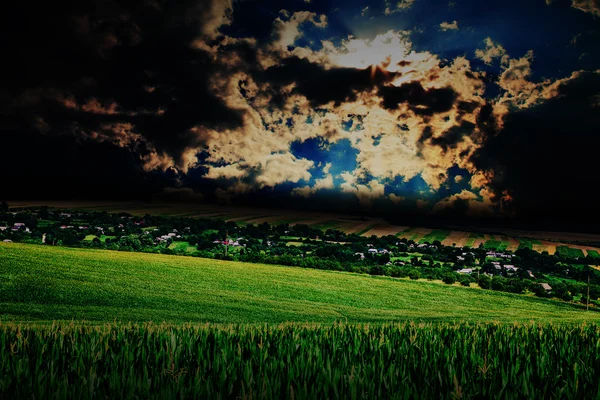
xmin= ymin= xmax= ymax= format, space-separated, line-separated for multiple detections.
xmin=1 ymin=322 xmax=600 ymax=399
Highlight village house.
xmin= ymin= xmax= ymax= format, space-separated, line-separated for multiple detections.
xmin=457 ymin=268 xmax=473 ymax=274
xmin=486 ymin=251 xmax=513 ymax=259
xmin=540 ymin=283 xmax=552 ymax=292
xmin=504 ymin=265 xmax=518 ymax=272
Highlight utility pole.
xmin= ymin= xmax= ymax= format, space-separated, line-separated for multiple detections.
xmin=587 ymin=271 xmax=590 ymax=311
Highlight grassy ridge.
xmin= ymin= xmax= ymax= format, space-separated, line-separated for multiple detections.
xmin=2 ymin=322 xmax=600 ymax=399
xmin=1 ymin=243 xmax=599 ymax=324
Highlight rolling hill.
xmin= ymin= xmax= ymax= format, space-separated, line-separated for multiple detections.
xmin=1 ymin=243 xmax=598 ymax=324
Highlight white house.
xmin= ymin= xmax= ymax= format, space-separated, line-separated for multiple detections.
xmin=504 ymin=265 xmax=518 ymax=272
xmin=540 ymin=283 xmax=552 ymax=291
xmin=457 ymin=268 xmax=473 ymax=274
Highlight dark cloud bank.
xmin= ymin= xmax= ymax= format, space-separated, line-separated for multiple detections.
xmin=2 ymin=0 xmax=600 ymax=231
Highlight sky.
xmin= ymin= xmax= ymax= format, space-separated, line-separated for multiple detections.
xmin=2 ymin=0 xmax=600 ymax=227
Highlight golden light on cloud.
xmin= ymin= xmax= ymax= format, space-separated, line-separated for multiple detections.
xmin=323 ymin=30 xmax=412 ymax=72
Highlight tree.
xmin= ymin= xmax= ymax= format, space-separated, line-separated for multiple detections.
xmin=369 ymin=265 xmax=385 ymax=276
xmin=408 ymin=270 xmax=421 ymax=280
xmin=491 ymin=276 xmax=507 ymax=291
xmin=478 ymin=275 xmax=491 ymax=289
xmin=378 ymin=253 xmax=391 ymax=265
xmin=458 ymin=276 xmax=471 ymax=287
xmin=443 ymin=274 xmax=456 ymax=285
xmin=0 ymin=201 xmax=8 ymax=212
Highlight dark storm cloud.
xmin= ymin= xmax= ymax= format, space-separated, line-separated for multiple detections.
xmin=0 ymin=130 xmax=173 ymax=200
xmin=2 ymin=0 xmax=243 ymax=178
xmin=471 ymin=71 xmax=600 ymax=225
xmin=378 ymin=82 xmax=457 ymax=115
xmin=264 ymin=57 xmax=398 ymax=107
xmin=430 ymin=121 xmax=476 ymax=152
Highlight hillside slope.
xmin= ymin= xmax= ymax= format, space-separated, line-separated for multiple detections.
xmin=0 ymin=243 xmax=598 ymax=323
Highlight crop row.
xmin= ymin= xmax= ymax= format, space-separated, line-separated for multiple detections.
xmin=1 ymin=322 xmax=600 ymax=399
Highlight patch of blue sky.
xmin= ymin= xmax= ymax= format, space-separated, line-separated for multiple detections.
xmin=342 ymin=119 xmax=353 ymax=131
xmin=342 ymin=115 xmax=365 ymax=132
xmin=290 ymin=137 xmax=359 ymax=186
xmin=383 ymin=173 xmax=433 ymax=199
xmin=372 ymin=134 xmax=382 ymax=146
xmin=435 ymin=165 xmax=472 ymax=199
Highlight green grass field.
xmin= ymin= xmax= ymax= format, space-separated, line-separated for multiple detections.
xmin=418 ymin=229 xmax=451 ymax=244
xmin=3 ymin=243 xmax=600 ymax=399
xmin=36 ymin=220 xmax=56 ymax=227
xmin=1 ymin=243 xmax=599 ymax=324
xmin=588 ymin=250 xmax=600 ymax=258
xmin=518 ymin=238 xmax=542 ymax=250
xmin=82 ymin=235 xmax=116 ymax=243
xmin=483 ymin=239 xmax=509 ymax=251
xmin=556 ymin=245 xmax=585 ymax=258
xmin=464 ymin=237 xmax=476 ymax=247
xmin=167 ymin=241 xmax=197 ymax=253
xmin=312 ymin=220 xmax=344 ymax=230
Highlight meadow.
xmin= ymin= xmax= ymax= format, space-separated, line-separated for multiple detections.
xmin=3 ymin=243 xmax=600 ymax=398
xmin=1 ymin=243 xmax=599 ymax=324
